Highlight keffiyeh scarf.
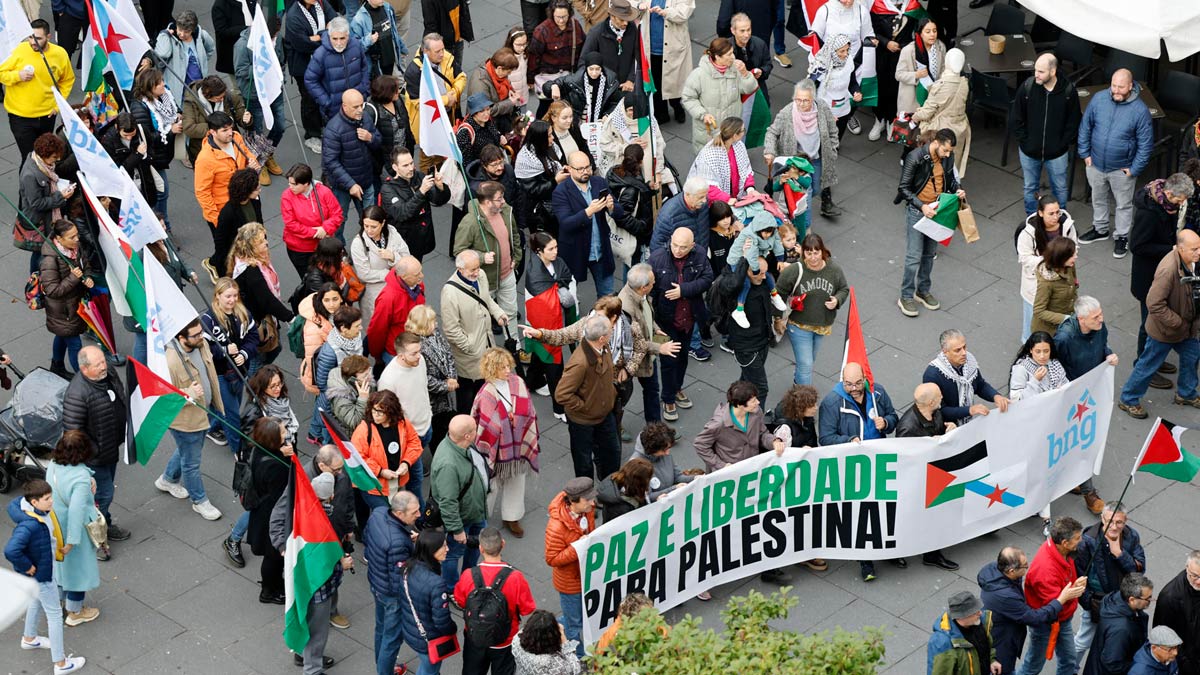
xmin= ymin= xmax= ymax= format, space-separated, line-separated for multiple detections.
xmin=929 ymin=351 xmax=980 ymax=410
xmin=1016 ymin=356 xmax=1068 ymax=391
xmin=808 ymin=34 xmax=851 ymax=80
xmin=145 ymin=92 xmax=180 ymax=144
xmin=688 ymin=140 xmax=753 ymax=199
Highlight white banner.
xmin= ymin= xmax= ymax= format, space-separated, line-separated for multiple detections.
xmin=573 ymin=364 xmax=1115 ymax=645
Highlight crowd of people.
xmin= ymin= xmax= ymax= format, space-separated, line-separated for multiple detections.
xmin=3 ymin=0 xmax=1200 ymax=674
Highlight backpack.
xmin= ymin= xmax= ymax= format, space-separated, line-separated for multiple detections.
xmin=287 ymin=315 xmax=307 ymax=358
xmin=24 ymin=272 xmax=44 ymax=310
xmin=463 ymin=566 xmax=513 ymax=649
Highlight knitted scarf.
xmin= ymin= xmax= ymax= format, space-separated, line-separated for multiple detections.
xmin=325 ymin=328 xmax=362 ymax=362
xmin=1016 ymin=356 xmax=1069 ymax=391
xmin=33 ymin=153 xmax=63 ymax=222
xmin=486 ymin=60 xmax=513 ymax=101
xmin=929 ymin=351 xmax=980 ymax=409
xmin=262 ymin=395 xmax=299 ymax=443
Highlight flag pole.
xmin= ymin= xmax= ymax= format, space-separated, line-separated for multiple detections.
xmin=281 ymin=88 xmax=310 ymax=166
xmin=1078 ymin=474 xmax=1133 ymax=581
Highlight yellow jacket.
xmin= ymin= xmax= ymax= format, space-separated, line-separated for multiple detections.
xmin=404 ymin=50 xmax=466 ymax=146
xmin=0 ymin=42 xmax=75 ymax=118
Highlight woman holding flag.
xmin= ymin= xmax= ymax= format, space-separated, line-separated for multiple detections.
xmin=39 ymin=219 xmax=95 ymax=379
xmin=895 ymin=17 xmax=945 ymax=119
xmin=523 ymin=231 xmax=576 ymax=422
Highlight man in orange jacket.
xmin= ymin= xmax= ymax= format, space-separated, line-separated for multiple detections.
xmin=195 ymin=111 xmax=259 ymax=275
xmin=543 ymin=476 xmax=596 ymax=657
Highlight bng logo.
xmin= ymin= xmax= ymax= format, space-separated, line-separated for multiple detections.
xmin=1047 ymin=390 xmax=1097 ymax=468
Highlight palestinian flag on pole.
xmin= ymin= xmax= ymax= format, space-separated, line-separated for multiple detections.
xmin=871 ymin=0 xmax=926 ymax=20
xmin=913 ymin=192 xmax=961 ymax=246
xmin=320 ymin=411 xmax=384 ymax=493
xmin=282 ymin=455 xmax=343 ymax=653
xmin=124 ymin=358 xmax=188 ymax=465
xmin=1132 ymin=418 xmax=1200 ymax=483
xmin=638 ymin=38 xmax=656 ymax=136
xmin=741 ymin=88 xmax=771 ymax=149
xmin=840 ymin=287 xmax=874 ymax=394
xmin=524 ymin=285 xmax=575 ymax=365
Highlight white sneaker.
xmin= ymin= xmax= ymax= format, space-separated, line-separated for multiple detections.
xmin=304 ymin=137 xmax=322 ymax=154
xmin=54 ymin=656 xmax=85 ymax=674
xmin=21 ymin=636 xmax=50 ymax=650
xmin=886 ymin=123 xmax=895 ymax=143
xmin=192 ymin=500 xmax=223 ymax=521
xmin=731 ymin=308 xmax=750 ymax=329
xmin=846 ymin=114 xmax=862 ymax=135
xmin=155 ymin=476 xmax=189 ymax=499
xmin=868 ymin=119 xmax=885 ymax=142
xmin=770 ymin=294 xmax=788 ymax=312
xmin=533 ymin=385 xmax=550 ymax=396
xmin=553 ymin=412 xmax=567 ymax=423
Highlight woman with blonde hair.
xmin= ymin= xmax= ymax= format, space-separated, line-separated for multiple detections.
xmin=687 ymin=116 xmax=755 ymax=203
xmin=543 ymin=99 xmax=592 ymax=166
xmin=199 ymin=277 xmax=258 ymax=453
xmin=471 ymin=347 xmax=539 ymax=538
xmin=227 ymin=223 xmax=294 ymax=367
xmin=406 ymin=305 xmax=459 ymax=454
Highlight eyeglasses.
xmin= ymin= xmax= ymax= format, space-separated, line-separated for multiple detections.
xmin=569 ymin=164 xmax=591 ymax=171
xmin=184 ymin=332 xmax=204 ymax=340
xmin=842 ymin=379 xmax=865 ymax=389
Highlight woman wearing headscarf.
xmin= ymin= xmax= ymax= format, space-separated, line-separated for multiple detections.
xmin=807 ymin=0 xmax=877 ymax=138
xmin=895 ymin=17 xmax=946 ymax=118
xmin=764 ymin=79 xmax=842 ymax=218
xmin=806 ymin=34 xmax=860 ymax=138
xmin=912 ymin=47 xmax=970 ymax=177
xmin=869 ymin=0 xmax=920 ymax=140
xmin=544 ymin=52 xmax=622 ymax=126
xmin=680 ymin=37 xmax=758 ymax=152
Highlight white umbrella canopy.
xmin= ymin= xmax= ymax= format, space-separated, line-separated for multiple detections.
xmin=1018 ymin=0 xmax=1200 ymax=61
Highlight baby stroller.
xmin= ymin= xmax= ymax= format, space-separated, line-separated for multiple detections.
xmin=0 ymin=367 xmax=69 ymax=493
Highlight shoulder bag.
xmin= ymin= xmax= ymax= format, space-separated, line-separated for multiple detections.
xmin=403 ymin=569 xmax=461 ymax=663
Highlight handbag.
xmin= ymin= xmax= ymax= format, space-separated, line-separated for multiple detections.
xmin=890 ymin=113 xmax=920 ymax=147
xmin=533 ymin=71 xmax=568 ymax=99
xmin=404 ymin=569 xmax=461 ymax=663
xmin=341 ymin=261 xmax=365 ymax=303
xmin=12 ymin=214 xmax=48 ymax=252
xmin=607 ymin=214 xmax=636 ymax=267
xmin=85 ymin=509 xmax=108 ymax=548
xmin=957 ymin=198 xmax=980 ymax=243
xmin=258 ymin=315 xmax=280 ymax=353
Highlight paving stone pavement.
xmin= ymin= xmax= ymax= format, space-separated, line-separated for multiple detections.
xmin=1 ymin=0 xmax=1199 ymax=673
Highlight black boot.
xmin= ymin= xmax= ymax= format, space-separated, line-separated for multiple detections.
xmin=49 ymin=359 xmax=72 ymax=380
xmin=671 ymin=99 xmax=686 ymax=124
xmin=820 ymin=188 xmax=843 ymax=218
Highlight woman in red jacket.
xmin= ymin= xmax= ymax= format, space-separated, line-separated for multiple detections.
xmin=281 ymin=163 xmax=343 ymax=276
xmin=352 ymin=390 xmax=423 ymax=511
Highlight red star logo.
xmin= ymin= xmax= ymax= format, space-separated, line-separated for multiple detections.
xmin=424 ymin=98 xmax=441 ymax=123
xmin=100 ymin=25 xmax=129 ymax=54
xmin=1072 ymin=401 xmax=1090 ymax=422
xmin=985 ymin=484 xmax=1007 ymax=508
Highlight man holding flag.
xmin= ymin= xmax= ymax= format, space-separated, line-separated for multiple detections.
xmin=0 ymin=19 xmax=74 ymax=164
xmin=895 ymin=127 xmax=964 ymax=318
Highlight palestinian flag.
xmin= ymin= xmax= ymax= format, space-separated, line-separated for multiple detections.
xmin=320 ymin=411 xmax=384 ymax=493
xmin=638 ymin=38 xmax=656 ymax=136
xmin=913 ymin=192 xmax=961 ymax=246
xmin=282 ymin=455 xmax=343 ymax=654
xmin=840 ymin=287 xmax=874 ymax=394
xmin=741 ymin=88 xmax=771 ymax=150
xmin=524 ymin=286 xmax=573 ymax=365
xmin=871 ymin=0 xmax=926 ymax=19
xmin=925 ymin=440 xmax=987 ymax=507
xmin=81 ymin=0 xmax=119 ymax=126
xmin=124 ymin=358 xmax=188 ymax=465
xmin=790 ymin=0 xmax=828 ymax=53
xmin=1132 ymin=418 xmax=1200 ymax=483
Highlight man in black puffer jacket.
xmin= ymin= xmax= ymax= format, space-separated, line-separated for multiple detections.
xmin=62 ymin=345 xmax=129 ymax=553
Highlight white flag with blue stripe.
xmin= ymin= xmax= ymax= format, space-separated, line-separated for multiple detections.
xmin=249 ymin=8 xmax=282 ymax=130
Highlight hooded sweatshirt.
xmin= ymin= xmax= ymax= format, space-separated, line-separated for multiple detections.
xmin=1011 ymin=73 xmax=1082 ymax=160
xmin=1083 ymin=590 xmax=1148 ymax=675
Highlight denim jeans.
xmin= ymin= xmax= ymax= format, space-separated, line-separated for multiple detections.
xmin=640 ymin=360 xmax=662 ymax=422
xmin=1073 ymin=609 xmax=1097 ymax=664
xmin=248 ymin=94 xmax=287 ymax=147
xmin=164 ymin=429 xmax=207 ymax=503
xmin=415 ymin=653 xmax=441 ymax=675
xmin=660 ymin=324 xmax=692 ymax=404
xmin=133 ymin=331 xmax=147 ymax=365
xmin=63 ymin=590 xmax=85 ymax=613
xmin=588 ymin=259 xmax=614 ymax=297
xmin=786 ymin=324 xmax=824 ymax=385
xmin=374 ymin=592 xmax=406 ymax=675
xmin=1018 ymin=150 xmax=1070 ymax=215
xmin=1018 ymin=618 xmax=1076 ymax=675
xmin=1138 ymin=300 xmax=1149 ymax=357
xmin=209 ymin=372 xmax=244 ymax=454
xmin=24 ymin=581 xmax=65 ymax=662
xmin=900 ymin=205 xmax=937 ymax=299
xmin=441 ymin=520 xmax=486 ymax=593
xmin=1120 ymin=336 xmax=1200 ymax=405
xmin=567 ymin=413 xmax=620 ymax=480
xmin=1085 ymin=164 xmax=1137 ymax=237
xmin=331 ymin=184 xmax=378 ymax=240
xmin=558 ymin=592 xmax=586 ymax=657
xmin=90 ymin=462 xmax=116 ymax=524
xmin=51 ymin=335 xmax=82 ymax=370
xmin=155 ymin=168 xmax=171 ymax=230
xmin=1021 ymin=300 xmax=1034 ymax=344
xmin=772 ymin=0 xmax=787 ymax=54
xmin=308 ymin=395 xmax=332 ymax=445
xmin=230 ymin=511 xmax=250 ymax=541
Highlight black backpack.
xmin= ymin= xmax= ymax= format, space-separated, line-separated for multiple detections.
xmin=463 ymin=566 xmax=513 ymax=649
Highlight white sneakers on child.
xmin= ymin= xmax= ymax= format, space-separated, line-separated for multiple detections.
xmin=731 ymin=308 xmax=750 ymax=329
xmin=770 ymin=294 xmax=788 ymax=312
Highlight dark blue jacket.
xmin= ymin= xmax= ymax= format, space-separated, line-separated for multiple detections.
xmin=817 ymin=382 xmax=898 ymax=446
xmin=321 ymin=109 xmax=382 ymax=192
xmin=978 ymin=561 xmax=1063 ymax=673
xmin=399 ymin=562 xmax=456 ymax=654
xmin=304 ymin=32 xmax=372 ymax=119
xmin=364 ymin=506 xmax=416 ymax=597
xmin=1054 ymin=315 xmax=1113 ymax=381
xmin=650 ymin=191 xmax=710 ymax=252
xmin=1083 ymin=590 xmax=1149 ymax=675
xmin=647 ymin=244 xmax=713 ymax=329
xmin=551 ymin=176 xmax=625 ymax=283
xmin=1076 ymin=522 xmax=1145 ymax=612
xmin=51 ymin=0 xmax=87 ymax=20
xmin=921 ymin=361 xmax=1001 ymax=426
xmin=5 ymin=498 xmax=54 ymax=583
xmin=1128 ymin=644 xmax=1179 ymax=675
xmin=1077 ymin=82 xmax=1154 ymax=176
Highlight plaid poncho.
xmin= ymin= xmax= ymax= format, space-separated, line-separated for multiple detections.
xmin=471 ymin=374 xmax=540 ymax=481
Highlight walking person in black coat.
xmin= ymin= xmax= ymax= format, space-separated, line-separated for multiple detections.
xmin=246 ymin=417 xmax=294 ymax=605
xmin=380 ymin=147 xmax=450 ymax=261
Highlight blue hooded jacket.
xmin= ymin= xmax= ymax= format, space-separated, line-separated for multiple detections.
xmin=5 ymin=497 xmax=55 ymax=583
xmin=398 ymin=562 xmax=456 ymax=654
xmin=304 ymin=31 xmax=372 ymax=119
xmin=817 ymin=382 xmax=897 ymax=446
xmin=1077 ymin=82 xmax=1154 ymax=176
xmin=977 ymin=561 xmax=1063 ymax=672
xmin=363 ymin=506 xmax=415 ymax=597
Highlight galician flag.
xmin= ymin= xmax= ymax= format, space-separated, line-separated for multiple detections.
xmin=912 ymin=192 xmax=961 ymax=246
xmin=320 ymin=411 xmax=383 ymax=493
xmin=417 ymin=55 xmax=462 ymax=162
xmin=283 ymin=455 xmax=343 ymax=653
xmin=840 ymin=287 xmax=874 ymax=394
xmin=124 ymin=358 xmax=189 ymax=465
xmin=86 ymin=0 xmax=150 ymax=90
xmin=0 ymin=0 xmax=34 ymax=66
xmin=81 ymin=0 xmax=119 ymax=126
xmin=1132 ymin=418 xmax=1200 ymax=483
xmin=248 ymin=7 xmax=282 ymax=130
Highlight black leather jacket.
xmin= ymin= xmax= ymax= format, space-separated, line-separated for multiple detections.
xmin=895 ymin=143 xmax=960 ymax=209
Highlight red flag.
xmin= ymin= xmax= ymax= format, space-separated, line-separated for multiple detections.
xmin=841 ymin=287 xmax=874 ymax=392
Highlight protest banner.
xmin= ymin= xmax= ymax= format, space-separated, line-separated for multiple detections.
xmin=574 ymin=363 xmax=1114 ymax=645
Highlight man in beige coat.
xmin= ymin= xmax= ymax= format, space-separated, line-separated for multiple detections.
xmin=155 ymin=318 xmax=225 ymax=521
xmin=441 ymin=250 xmax=509 ymax=413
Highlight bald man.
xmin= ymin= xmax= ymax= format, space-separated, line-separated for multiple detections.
xmin=551 ymin=149 xmax=625 ymax=296
xmin=1078 ymin=67 xmax=1154 ymax=257
xmin=894 ymin=380 xmax=960 ymax=573
xmin=430 ymin=414 xmax=489 ymax=593
xmin=366 ymin=255 xmax=426 ymax=361
xmin=648 ymin=226 xmax=714 ymax=420
xmin=1011 ymin=52 xmax=1081 ymax=214
xmin=1119 ymin=229 xmax=1200 ymax=418
xmin=323 ymin=87 xmax=382 ymax=237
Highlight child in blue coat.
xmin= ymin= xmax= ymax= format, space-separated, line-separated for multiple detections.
xmin=725 ymin=210 xmax=790 ymax=328
xmin=5 ymin=480 xmax=86 ymax=674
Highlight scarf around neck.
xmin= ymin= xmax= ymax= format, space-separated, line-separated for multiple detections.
xmin=146 ymin=92 xmax=179 ymax=143
xmin=300 ymin=1 xmax=326 ymax=34
xmin=326 ymin=328 xmax=363 ymax=361
xmin=233 ymin=257 xmax=282 ymax=297
xmin=916 ymin=38 xmax=942 ymax=80
xmin=486 ymin=60 xmax=513 ymax=101
xmin=1148 ymin=179 xmax=1181 ymax=214
xmin=33 ymin=154 xmax=63 ymax=222
xmin=1017 ymin=356 xmax=1069 ymax=391
xmin=710 ymin=57 xmax=729 ymax=74
xmin=810 ymin=34 xmax=851 ymax=79
xmin=793 ymin=104 xmax=821 ymax=158
xmin=584 ymin=71 xmax=606 ymax=123
xmin=930 ymin=351 xmax=980 ymax=410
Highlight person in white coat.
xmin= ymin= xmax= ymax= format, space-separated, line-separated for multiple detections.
xmin=894 ymin=17 xmax=945 ymax=118
xmin=806 ymin=34 xmax=860 ymax=137
xmin=807 ymin=0 xmax=878 ymax=138
xmin=350 ymin=205 xmax=411 ymax=331
xmin=1015 ymin=194 xmax=1077 ymax=342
